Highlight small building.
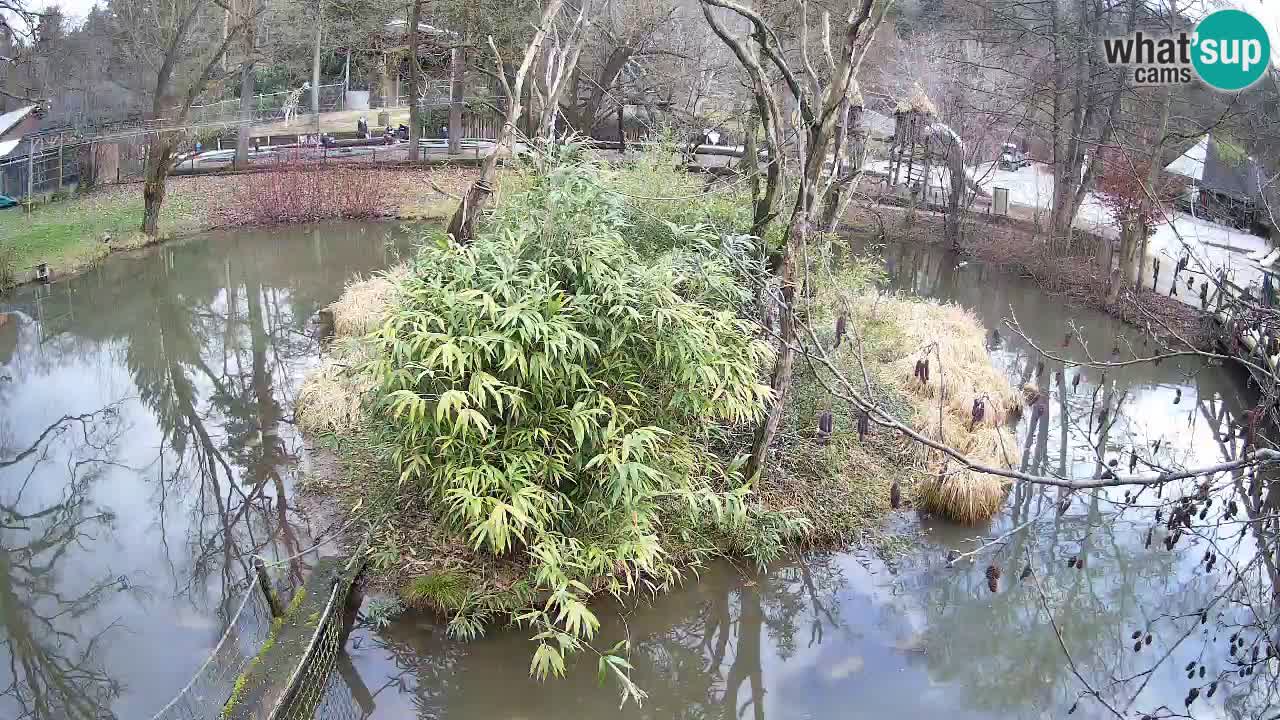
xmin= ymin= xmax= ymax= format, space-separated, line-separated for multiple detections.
xmin=1164 ymin=133 xmax=1267 ymax=233
xmin=0 ymin=105 xmax=42 ymax=143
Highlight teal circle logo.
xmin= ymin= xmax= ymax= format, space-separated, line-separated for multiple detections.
xmin=1193 ymin=9 xmax=1270 ymax=91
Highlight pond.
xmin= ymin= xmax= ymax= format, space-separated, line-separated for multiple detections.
xmin=342 ymin=238 xmax=1263 ymax=719
xmin=0 ymin=224 xmax=1262 ymax=720
xmin=0 ymin=221 xmax=412 ymax=720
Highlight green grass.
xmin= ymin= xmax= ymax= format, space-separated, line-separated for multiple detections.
xmin=0 ymin=184 xmax=208 ymax=284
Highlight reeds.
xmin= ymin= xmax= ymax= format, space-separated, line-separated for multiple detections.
xmin=853 ymin=294 xmax=1017 ymax=524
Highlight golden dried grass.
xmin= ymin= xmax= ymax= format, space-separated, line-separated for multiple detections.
xmin=328 ymin=264 xmax=409 ymax=338
xmin=297 ymin=266 xmax=407 ymax=435
xmin=851 ymin=293 xmax=1018 ymax=524
xmin=296 ymin=341 xmax=378 ymax=435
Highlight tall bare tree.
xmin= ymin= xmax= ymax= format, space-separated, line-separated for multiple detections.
xmin=700 ymin=0 xmax=889 ymax=481
xmin=446 ymin=0 xmax=566 ymax=243
xmin=115 ymin=0 xmax=262 ymax=236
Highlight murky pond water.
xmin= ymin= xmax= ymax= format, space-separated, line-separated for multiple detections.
xmin=1 ymin=224 xmax=1263 ymax=720
xmin=0 ymin=221 xmax=410 ymax=719
xmin=343 ymin=239 xmax=1264 ymax=719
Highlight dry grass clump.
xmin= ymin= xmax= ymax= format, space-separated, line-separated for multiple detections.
xmin=895 ymin=84 xmax=938 ymax=116
xmin=327 ymin=264 xmax=409 ymax=338
xmin=851 ymin=293 xmax=1018 ymax=524
xmin=297 ymin=266 xmax=407 ymax=435
xmin=296 ymin=343 xmax=376 ymax=435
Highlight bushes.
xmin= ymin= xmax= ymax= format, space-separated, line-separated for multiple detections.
xmin=222 ymin=163 xmax=386 ymax=225
xmin=0 ymin=241 xmax=15 ymax=290
xmin=356 ymin=157 xmax=804 ymax=682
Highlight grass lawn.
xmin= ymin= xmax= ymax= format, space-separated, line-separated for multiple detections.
xmin=0 ymin=183 xmax=210 ymax=283
xmin=0 ymin=166 xmax=475 ymax=288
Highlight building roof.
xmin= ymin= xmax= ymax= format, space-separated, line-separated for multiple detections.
xmin=0 ymin=105 xmax=37 ymax=138
xmin=0 ymin=138 xmax=20 ymax=159
xmin=1164 ymin=135 xmax=1207 ymax=182
xmin=863 ymin=110 xmax=895 ymax=139
xmin=1164 ymin=133 xmax=1263 ymax=202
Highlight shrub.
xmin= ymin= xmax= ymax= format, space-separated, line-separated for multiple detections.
xmin=222 ymin=163 xmax=386 ymax=225
xmin=0 ymin=241 xmax=15 ymax=290
xmin=363 ymin=158 xmax=803 ymax=684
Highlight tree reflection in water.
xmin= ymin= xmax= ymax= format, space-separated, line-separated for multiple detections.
xmin=0 ymin=223 xmax=408 ymax=718
xmin=0 ymin=405 xmax=134 ymax=719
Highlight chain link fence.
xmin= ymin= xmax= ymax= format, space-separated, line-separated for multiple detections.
xmin=268 ymin=556 xmax=363 ymax=720
xmin=150 ymin=579 xmax=278 ymax=720
xmin=187 ymin=84 xmax=347 ymax=127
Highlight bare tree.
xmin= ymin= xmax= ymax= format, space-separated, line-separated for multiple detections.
xmin=700 ymin=0 xmax=889 ymax=481
xmin=114 ymin=0 xmax=263 ymax=236
xmin=446 ymin=0 xmax=567 ymax=243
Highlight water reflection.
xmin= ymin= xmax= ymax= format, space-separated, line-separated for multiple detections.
xmin=0 ymin=222 xmax=410 ymax=718
xmin=348 ymin=237 xmax=1265 ymax=719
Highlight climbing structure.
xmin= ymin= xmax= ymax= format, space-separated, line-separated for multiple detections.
xmin=887 ymin=87 xmax=938 ymax=192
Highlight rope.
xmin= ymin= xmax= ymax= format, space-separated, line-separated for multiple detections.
xmin=253 ymin=515 xmax=363 ymax=571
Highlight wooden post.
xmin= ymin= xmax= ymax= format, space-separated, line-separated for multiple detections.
xmin=26 ymin=139 xmax=36 ymax=202
xmin=254 ymin=556 xmax=284 ymax=617
xmin=58 ymin=137 xmax=64 ymax=189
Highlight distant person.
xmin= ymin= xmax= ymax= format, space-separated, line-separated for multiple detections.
xmin=357 ymin=116 xmax=368 ymax=138
xmin=442 ymin=125 xmax=448 ymax=139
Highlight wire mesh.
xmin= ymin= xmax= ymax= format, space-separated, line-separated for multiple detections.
xmin=268 ymin=564 xmax=362 ymax=720
xmin=150 ymin=579 xmax=278 ymax=720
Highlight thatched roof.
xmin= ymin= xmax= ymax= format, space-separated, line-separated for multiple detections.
xmin=894 ymin=85 xmax=938 ymax=117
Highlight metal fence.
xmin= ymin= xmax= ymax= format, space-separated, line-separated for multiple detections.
xmin=268 ymin=555 xmax=364 ymax=720
xmin=186 ymin=84 xmax=347 ymax=126
xmin=150 ymin=579 xmax=278 ymax=720
xmin=0 ymin=141 xmax=81 ymax=200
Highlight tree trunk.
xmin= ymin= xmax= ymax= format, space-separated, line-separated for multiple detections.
xmin=448 ymin=47 xmax=463 ymax=155
xmin=141 ymin=137 xmax=175 ymax=237
xmin=407 ymin=0 xmax=422 ymax=162
xmin=311 ymin=0 xmax=322 ymax=118
xmin=234 ymin=0 xmax=255 ymax=170
xmin=447 ymin=0 xmax=565 ymax=243
xmin=616 ymin=104 xmax=625 ymax=150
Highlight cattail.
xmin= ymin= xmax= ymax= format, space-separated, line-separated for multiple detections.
xmin=1246 ymin=406 xmax=1263 ymax=449
xmin=970 ymin=397 xmax=986 ymax=430
xmin=890 ymin=479 xmax=902 ymax=509
xmin=985 ymin=564 xmax=1001 ymax=593
xmin=834 ymin=314 xmax=847 ymax=348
